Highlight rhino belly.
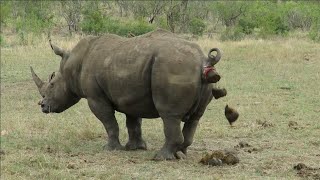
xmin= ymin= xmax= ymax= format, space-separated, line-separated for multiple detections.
xmin=102 ymin=51 xmax=159 ymax=118
xmin=115 ymin=90 xmax=159 ymax=118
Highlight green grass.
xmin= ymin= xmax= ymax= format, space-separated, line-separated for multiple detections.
xmin=1 ymin=36 xmax=320 ymax=179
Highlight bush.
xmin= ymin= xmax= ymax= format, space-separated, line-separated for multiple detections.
xmin=81 ymin=9 xmax=155 ymax=36
xmin=220 ymin=27 xmax=245 ymax=41
xmin=117 ymin=19 xmax=155 ymax=36
xmin=0 ymin=35 xmax=4 ymax=46
xmin=238 ymin=18 xmax=255 ymax=35
xmin=81 ymin=10 xmax=106 ymax=34
xmin=189 ymin=18 xmax=206 ymax=36
xmin=157 ymin=16 xmax=170 ymax=31
xmin=308 ymin=22 xmax=320 ymax=42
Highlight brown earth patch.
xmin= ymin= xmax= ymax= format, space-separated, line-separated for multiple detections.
xmin=294 ymin=163 xmax=320 ymax=179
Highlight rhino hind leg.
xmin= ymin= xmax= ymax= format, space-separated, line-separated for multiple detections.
xmin=179 ymin=119 xmax=200 ymax=155
xmin=125 ymin=115 xmax=147 ymax=150
xmin=153 ymin=117 xmax=184 ymax=161
xmin=87 ymin=99 xmax=124 ymax=150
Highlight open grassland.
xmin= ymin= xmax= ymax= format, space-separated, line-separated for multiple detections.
xmin=1 ymin=35 xmax=320 ymax=179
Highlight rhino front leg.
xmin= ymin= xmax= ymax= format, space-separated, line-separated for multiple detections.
xmin=153 ymin=117 xmax=184 ymax=161
xmin=88 ymin=98 xmax=123 ymax=150
xmin=125 ymin=115 xmax=147 ymax=150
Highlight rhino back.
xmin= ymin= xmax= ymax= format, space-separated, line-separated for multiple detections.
xmin=80 ymin=34 xmax=206 ymax=118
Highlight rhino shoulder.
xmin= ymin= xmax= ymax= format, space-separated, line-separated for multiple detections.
xmin=71 ymin=37 xmax=96 ymax=55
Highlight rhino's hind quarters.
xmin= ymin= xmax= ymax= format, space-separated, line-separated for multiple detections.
xmin=225 ymin=105 xmax=239 ymax=126
xmin=202 ymin=66 xmax=221 ymax=83
xmin=202 ymin=48 xmax=222 ymax=84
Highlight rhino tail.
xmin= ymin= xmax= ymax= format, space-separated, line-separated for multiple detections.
xmin=207 ymin=48 xmax=221 ymax=66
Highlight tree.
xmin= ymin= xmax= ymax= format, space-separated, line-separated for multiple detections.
xmin=60 ymin=1 xmax=82 ymax=34
xmin=211 ymin=1 xmax=249 ymax=27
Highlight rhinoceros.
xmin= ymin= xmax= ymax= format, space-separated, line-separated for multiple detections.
xmin=31 ymin=29 xmax=223 ymax=160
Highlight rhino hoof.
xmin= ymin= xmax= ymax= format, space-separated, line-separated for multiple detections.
xmin=175 ymin=151 xmax=186 ymax=159
xmin=103 ymin=143 xmax=124 ymax=151
xmin=153 ymin=149 xmax=177 ymax=161
xmin=125 ymin=140 xmax=147 ymax=151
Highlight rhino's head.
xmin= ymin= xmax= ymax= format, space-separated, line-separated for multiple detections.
xmin=31 ymin=41 xmax=80 ymax=113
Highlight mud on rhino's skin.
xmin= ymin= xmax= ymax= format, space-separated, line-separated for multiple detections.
xmin=30 ymin=29 xmax=223 ymax=160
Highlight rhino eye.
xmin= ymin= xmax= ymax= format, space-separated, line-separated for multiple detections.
xmin=49 ymin=83 xmax=54 ymax=88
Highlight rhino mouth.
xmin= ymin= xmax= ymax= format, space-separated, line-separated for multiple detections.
xmin=41 ymin=104 xmax=51 ymax=114
xmin=41 ymin=104 xmax=64 ymax=113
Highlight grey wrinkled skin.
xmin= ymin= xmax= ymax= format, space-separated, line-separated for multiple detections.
xmin=31 ymin=29 xmax=219 ymax=161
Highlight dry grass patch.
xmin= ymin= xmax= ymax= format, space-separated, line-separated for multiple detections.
xmin=1 ymin=35 xmax=320 ymax=179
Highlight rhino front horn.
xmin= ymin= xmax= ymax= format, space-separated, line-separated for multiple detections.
xmin=49 ymin=39 xmax=66 ymax=57
xmin=30 ymin=66 xmax=44 ymax=90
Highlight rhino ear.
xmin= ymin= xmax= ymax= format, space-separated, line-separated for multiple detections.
xmin=49 ymin=39 xmax=66 ymax=57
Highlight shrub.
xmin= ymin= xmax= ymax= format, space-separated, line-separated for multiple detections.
xmin=220 ymin=27 xmax=245 ymax=41
xmin=81 ymin=10 xmax=106 ymax=34
xmin=308 ymin=22 xmax=320 ymax=42
xmin=157 ymin=16 xmax=170 ymax=31
xmin=189 ymin=18 xmax=206 ymax=36
xmin=238 ymin=18 xmax=255 ymax=35
xmin=0 ymin=35 xmax=3 ymax=46
xmin=18 ymin=31 xmax=28 ymax=45
xmin=117 ymin=19 xmax=155 ymax=37
xmin=81 ymin=9 xmax=155 ymax=37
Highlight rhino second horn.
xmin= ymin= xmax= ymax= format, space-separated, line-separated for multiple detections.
xmin=208 ymin=48 xmax=221 ymax=66
xmin=30 ymin=66 xmax=44 ymax=89
xmin=49 ymin=39 xmax=66 ymax=57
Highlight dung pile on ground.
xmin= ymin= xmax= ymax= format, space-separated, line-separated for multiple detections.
xmin=234 ymin=141 xmax=262 ymax=153
xmin=256 ymin=119 xmax=274 ymax=128
xmin=200 ymin=150 xmax=239 ymax=166
xmin=0 ymin=149 xmax=5 ymax=156
xmin=293 ymin=163 xmax=320 ymax=179
xmin=288 ymin=121 xmax=303 ymax=130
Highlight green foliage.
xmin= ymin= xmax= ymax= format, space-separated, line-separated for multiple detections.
xmin=0 ymin=1 xmax=12 ymax=24
xmin=81 ymin=10 xmax=106 ymax=34
xmin=15 ymin=14 xmax=52 ymax=35
xmin=124 ymin=19 xmax=156 ymax=36
xmin=309 ymin=22 xmax=320 ymax=42
xmin=189 ymin=18 xmax=206 ymax=36
xmin=233 ymin=2 xmax=291 ymax=37
xmin=257 ymin=13 xmax=289 ymax=36
xmin=18 ymin=31 xmax=28 ymax=45
xmin=238 ymin=18 xmax=255 ymax=35
xmin=157 ymin=16 xmax=170 ymax=31
xmin=0 ymin=35 xmax=4 ymax=46
xmin=220 ymin=27 xmax=245 ymax=41
xmin=2 ymin=1 xmax=320 ymax=43
xmin=211 ymin=1 xmax=249 ymax=27
xmin=2 ymin=2 xmax=55 ymax=45
xmin=81 ymin=9 xmax=155 ymax=36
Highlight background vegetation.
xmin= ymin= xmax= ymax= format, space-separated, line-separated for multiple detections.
xmin=1 ymin=0 xmax=320 ymax=46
